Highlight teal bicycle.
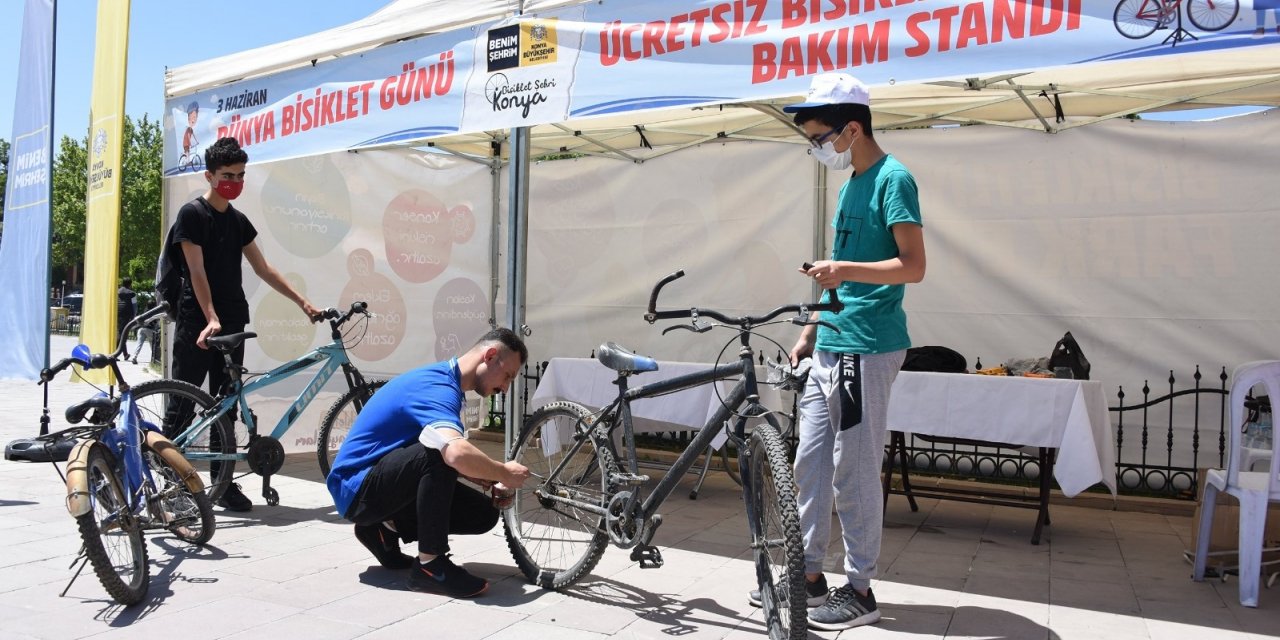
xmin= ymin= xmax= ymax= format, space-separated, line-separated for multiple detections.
xmin=130 ymin=301 xmax=383 ymax=505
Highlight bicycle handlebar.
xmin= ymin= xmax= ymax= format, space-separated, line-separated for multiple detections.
xmin=643 ymin=269 xmax=844 ymax=326
xmin=40 ymin=303 xmax=172 ymax=383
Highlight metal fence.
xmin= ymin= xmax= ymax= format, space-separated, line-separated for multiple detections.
xmin=494 ymin=360 xmax=1244 ymax=500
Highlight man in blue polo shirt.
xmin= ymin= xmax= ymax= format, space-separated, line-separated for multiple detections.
xmin=327 ymin=327 xmax=531 ymax=598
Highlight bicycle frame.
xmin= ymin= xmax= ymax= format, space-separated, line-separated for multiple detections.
xmin=173 ymin=337 xmax=361 ymax=462
xmin=539 ymin=346 xmax=765 ymax=527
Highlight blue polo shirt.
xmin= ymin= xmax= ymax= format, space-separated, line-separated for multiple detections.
xmin=326 ymin=359 xmax=464 ymax=517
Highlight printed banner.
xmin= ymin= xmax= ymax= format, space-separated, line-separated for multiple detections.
xmin=81 ymin=0 xmax=131 ymax=382
xmin=166 ymin=0 xmax=1274 ymax=168
xmin=162 ymin=28 xmax=471 ymax=176
xmin=0 ymin=0 xmax=55 ymax=380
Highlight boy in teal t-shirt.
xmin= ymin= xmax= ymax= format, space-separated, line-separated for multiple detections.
xmin=766 ymin=73 xmax=926 ymax=631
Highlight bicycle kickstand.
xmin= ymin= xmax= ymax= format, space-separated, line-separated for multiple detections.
xmin=59 ymin=551 xmax=91 ymax=598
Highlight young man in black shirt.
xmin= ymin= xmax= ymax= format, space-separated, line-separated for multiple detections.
xmin=166 ymin=136 xmax=320 ymax=511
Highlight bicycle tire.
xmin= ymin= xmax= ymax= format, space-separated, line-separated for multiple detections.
xmin=1186 ymin=0 xmax=1238 ymax=31
xmin=503 ymin=401 xmax=614 ymax=589
xmin=143 ymin=445 xmax=216 ymax=545
xmin=76 ymin=443 xmax=149 ymax=605
xmin=131 ymin=379 xmax=237 ymax=503
xmin=1113 ymin=0 xmax=1161 ymax=38
xmin=316 ymin=379 xmax=388 ymax=478
xmin=745 ymin=420 xmax=807 ymax=640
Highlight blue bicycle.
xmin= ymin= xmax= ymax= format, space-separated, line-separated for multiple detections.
xmin=130 ymin=301 xmax=380 ymax=506
xmin=7 ymin=303 xmax=215 ymax=605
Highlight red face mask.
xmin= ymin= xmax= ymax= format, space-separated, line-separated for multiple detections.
xmin=214 ymin=179 xmax=244 ymax=200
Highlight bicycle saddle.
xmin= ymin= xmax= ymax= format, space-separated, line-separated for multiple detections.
xmin=65 ymin=396 xmax=117 ymax=425
xmin=206 ymin=331 xmax=258 ymax=352
xmin=596 ymin=342 xmax=659 ymax=373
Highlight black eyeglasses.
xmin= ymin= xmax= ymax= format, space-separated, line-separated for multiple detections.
xmin=808 ymin=125 xmax=843 ymax=148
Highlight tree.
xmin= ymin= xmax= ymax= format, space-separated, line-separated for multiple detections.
xmin=50 ymin=114 xmax=163 ymax=289
xmin=0 ymin=137 xmax=9 ymax=219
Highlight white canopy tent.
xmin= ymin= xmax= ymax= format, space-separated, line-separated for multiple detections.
xmin=162 ymin=0 xmax=1280 ymax=449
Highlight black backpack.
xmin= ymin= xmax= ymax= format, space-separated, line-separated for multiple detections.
xmin=154 ymin=222 xmax=183 ymax=321
xmin=901 ymin=346 xmax=968 ymax=373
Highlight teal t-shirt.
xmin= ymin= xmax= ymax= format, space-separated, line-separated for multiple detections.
xmin=815 ymin=154 xmax=922 ymax=355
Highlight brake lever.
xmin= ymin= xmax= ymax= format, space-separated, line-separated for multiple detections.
xmin=662 ymin=324 xmax=712 ymax=335
xmin=791 ymin=317 xmax=841 ymax=334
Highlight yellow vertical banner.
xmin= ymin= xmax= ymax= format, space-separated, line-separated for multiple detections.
xmin=81 ymin=0 xmax=131 ymax=383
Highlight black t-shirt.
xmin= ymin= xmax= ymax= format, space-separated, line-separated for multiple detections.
xmin=169 ymin=197 xmax=258 ymax=325
xmin=117 ymin=286 xmax=136 ymax=319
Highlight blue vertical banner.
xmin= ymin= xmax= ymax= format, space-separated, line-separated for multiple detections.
xmin=0 ymin=0 xmax=56 ymax=380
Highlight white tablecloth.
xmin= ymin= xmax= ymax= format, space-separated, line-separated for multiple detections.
xmin=530 ymin=358 xmax=788 ymax=452
xmin=532 ymin=359 xmax=1116 ymax=498
xmin=887 ymin=371 xmax=1116 ymax=497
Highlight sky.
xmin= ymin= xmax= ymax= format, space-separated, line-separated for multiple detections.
xmin=0 ymin=0 xmax=389 ymax=147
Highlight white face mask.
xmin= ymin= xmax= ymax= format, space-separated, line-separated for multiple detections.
xmin=811 ymin=139 xmax=852 ymax=171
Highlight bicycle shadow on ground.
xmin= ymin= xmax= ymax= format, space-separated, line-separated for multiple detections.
xmin=88 ymin=535 xmax=243 ymax=626
xmin=205 ymin=502 xmax=341 ymax=529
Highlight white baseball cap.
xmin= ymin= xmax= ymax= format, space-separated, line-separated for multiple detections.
xmin=783 ymin=73 xmax=871 ymax=112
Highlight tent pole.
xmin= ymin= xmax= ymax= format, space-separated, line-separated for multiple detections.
xmin=812 ymin=159 xmax=827 ymax=301
xmin=504 ymin=125 xmax=531 ymax=452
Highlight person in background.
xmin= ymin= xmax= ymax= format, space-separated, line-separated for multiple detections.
xmin=751 ymin=72 xmax=926 ymax=631
xmin=327 ymin=328 xmax=531 ymax=598
xmin=131 ymin=314 xmax=159 ymax=365
xmin=116 ymin=277 xmax=136 ymax=343
xmin=164 ymin=136 xmax=321 ymax=512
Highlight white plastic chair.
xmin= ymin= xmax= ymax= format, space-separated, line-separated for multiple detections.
xmin=1193 ymin=360 xmax=1280 ymax=607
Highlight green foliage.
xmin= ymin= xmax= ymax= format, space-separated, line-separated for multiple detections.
xmin=50 ymin=114 xmax=163 ymax=287
xmin=0 ymin=137 xmax=9 ymax=218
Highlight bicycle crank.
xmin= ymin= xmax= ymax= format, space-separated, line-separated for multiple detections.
xmin=246 ymin=435 xmax=285 ymax=506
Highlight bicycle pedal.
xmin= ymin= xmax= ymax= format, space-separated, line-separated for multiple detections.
xmin=630 ymin=544 xmax=664 ymax=569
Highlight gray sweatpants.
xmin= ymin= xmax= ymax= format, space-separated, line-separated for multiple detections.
xmin=794 ymin=349 xmax=904 ymax=590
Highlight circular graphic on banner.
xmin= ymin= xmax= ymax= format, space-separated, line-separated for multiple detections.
xmin=253 ymin=273 xmax=318 ymax=361
xmin=383 ymin=189 xmax=466 ymax=283
xmin=260 ymin=156 xmax=353 ymax=258
xmin=432 ymin=278 xmax=490 ymax=361
xmin=341 ymin=248 xmax=407 ymax=362
xmin=450 ymin=204 xmax=476 ymax=244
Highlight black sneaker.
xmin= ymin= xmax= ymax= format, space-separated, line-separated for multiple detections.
xmin=749 ymin=573 xmax=828 ymax=608
xmin=807 ymin=584 xmax=880 ymax=630
xmin=216 ymin=483 xmax=253 ymax=512
xmin=354 ymin=523 xmax=414 ymax=569
xmin=406 ymin=554 xmax=489 ymax=598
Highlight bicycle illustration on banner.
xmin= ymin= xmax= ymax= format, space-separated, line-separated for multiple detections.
xmin=1113 ymin=0 xmax=1240 ymax=45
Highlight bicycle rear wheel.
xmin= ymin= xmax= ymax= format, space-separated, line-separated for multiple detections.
xmin=1113 ymin=0 xmax=1161 ymax=38
xmin=316 ymin=379 xmax=388 ymax=478
xmin=76 ymin=444 xmax=149 ymax=605
xmin=745 ymin=420 xmax=807 ymax=640
xmin=131 ymin=379 xmax=237 ymax=503
xmin=1186 ymin=0 xmax=1238 ymax=31
xmin=143 ymin=445 xmax=215 ymax=545
xmin=503 ymin=401 xmax=614 ymax=589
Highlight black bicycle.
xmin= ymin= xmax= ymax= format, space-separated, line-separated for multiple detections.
xmin=503 ymin=270 xmax=841 ymax=640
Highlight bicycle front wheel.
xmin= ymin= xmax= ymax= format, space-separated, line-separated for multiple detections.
xmin=503 ymin=401 xmax=614 ymax=589
xmin=143 ymin=443 xmax=215 ymax=545
xmin=132 ymin=379 xmax=237 ymax=503
xmin=1186 ymin=0 xmax=1238 ymax=31
xmin=745 ymin=420 xmax=807 ymax=640
xmin=1113 ymin=0 xmax=1161 ymax=38
xmin=316 ymin=379 xmax=388 ymax=479
xmin=76 ymin=443 xmax=149 ymax=605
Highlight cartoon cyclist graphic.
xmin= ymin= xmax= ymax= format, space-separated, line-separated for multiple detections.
xmin=179 ymin=101 xmax=204 ymax=172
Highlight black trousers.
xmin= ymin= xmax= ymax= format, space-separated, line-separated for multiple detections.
xmin=345 ymin=442 xmax=499 ymax=555
xmin=163 ymin=320 xmax=244 ymax=482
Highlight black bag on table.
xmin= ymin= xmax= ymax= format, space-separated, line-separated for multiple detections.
xmin=1048 ymin=331 xmax=1091 ymax=380
xmin=901 ymin=346 xmax=968 ymax=373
